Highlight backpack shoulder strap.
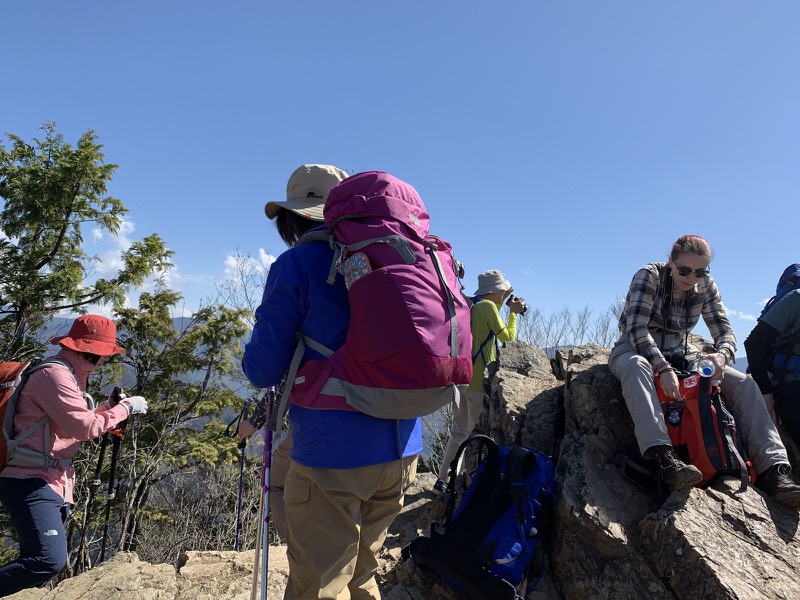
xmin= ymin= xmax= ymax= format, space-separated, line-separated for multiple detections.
xmin=296 ymin=229 xmax=344 ymax=285
xmin=659 ymin=266 xmax=674 ymax=351
xmin=442 ymin=434 xmax=499 ymax=525
xmin=470 ymin=298 xmax=500 ymax=366
xmin=267 ymin=334 xmax=335 ymax=438
xmin=6 ymin=356 xmax=75 ymax=469
xmin=711 ymin=389 xmax=750 ymax=491
xmin=25 ymin=356 xmax=73 ymax=377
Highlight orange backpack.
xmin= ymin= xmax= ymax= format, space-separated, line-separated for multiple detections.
xmin=656 ymin=371 xmax=755 ymax=490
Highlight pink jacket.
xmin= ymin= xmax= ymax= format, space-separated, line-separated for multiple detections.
xmin=0 ymin=348 xmax=130 ymax=503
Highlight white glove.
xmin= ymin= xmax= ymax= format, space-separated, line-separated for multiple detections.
xmin=121 ymin=396 xmax=148 ymax=415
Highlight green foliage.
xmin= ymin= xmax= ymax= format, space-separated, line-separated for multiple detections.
xmin=0 ymin=122 xmax=266 ymax=572
xmin=0 ymin=122 xmax=173 ymax=361
xmin=66 ymin=287 xmax=255 ymax=569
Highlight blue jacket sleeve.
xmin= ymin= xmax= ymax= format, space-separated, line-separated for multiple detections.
xmin=242 ymin=253 xmax=304 ymax=388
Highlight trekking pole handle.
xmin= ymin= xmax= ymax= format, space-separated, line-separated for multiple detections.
xmin=226 ymin=403 xmax=250 ymax=441
xmin=237 ymin=405 xmax=249 ymax=450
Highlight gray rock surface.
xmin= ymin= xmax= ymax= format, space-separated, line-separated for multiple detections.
xmin=8 ymin=342 xmax=800 ymax=599
xmin=552 ymin=344 xmax=800 ymax=600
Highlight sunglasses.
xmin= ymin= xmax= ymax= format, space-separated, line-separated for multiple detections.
xmin=672 ymin=259 xmax=710 ymax=278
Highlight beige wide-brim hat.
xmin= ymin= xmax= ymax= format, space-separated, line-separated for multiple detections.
xmin=474 ymin=270 xmax=512 ymax=296
xmin=264 ymin=164 xmax=349 ymax=222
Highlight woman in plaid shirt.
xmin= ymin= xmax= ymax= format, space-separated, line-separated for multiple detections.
xmin=608 ymin=235 xmax=800 ymax=507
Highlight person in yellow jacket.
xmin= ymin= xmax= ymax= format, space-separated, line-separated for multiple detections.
xmin=433 ymin=270 xmax=526 ymax=493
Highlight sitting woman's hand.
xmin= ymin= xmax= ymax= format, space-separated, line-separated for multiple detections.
xmin=709 ymin=352 xmax=727 ymax=380
xmin=659 ymin=368 xmax=682 ymax=400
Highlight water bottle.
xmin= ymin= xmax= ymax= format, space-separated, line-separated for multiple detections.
xmin=697 ymin=357 xmax=721 ymax=387
xmin=697 ymin=358 xmax=715 ymax=378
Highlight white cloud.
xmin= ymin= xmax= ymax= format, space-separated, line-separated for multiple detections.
xmin=522 ymin=267 xmax=533 ymax=277
xmin=91 ymin=228 xmax=104 ymax=242
xmin=95 ymin=218 xmax=137 ymax=276
xmin=222 ymin=249 xmax=276 ymax=279
xmin=727 ymin=309 xmax=757 ymax=322
xmin=258 ymin=249 xmax=277 ymax=274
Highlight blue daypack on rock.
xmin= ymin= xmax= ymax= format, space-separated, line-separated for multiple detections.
xmin=404 ymin=435 xmax=556 ymax=600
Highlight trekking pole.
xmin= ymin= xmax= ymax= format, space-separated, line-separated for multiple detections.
xmin=251 ymin=386 xmax=277 ymax=600
xmin=74 ymin=427 xmax=111 ymax=574
xmin=225 ymin=403 xmax=250 ymax=551
xmin=98 ymin=422 xmax=125 ymax=564
xmin=98 ymin=385 xmax=130 ymax=565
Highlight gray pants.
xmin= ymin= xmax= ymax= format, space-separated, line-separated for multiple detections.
xmin=438 ymin=390 xmax=484 ymax=482
xmin=608 ymin=335 xmax=787 ymax=474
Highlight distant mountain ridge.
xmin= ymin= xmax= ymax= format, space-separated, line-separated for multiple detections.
xmin=40 ymin=316 xmax=194 ymax=346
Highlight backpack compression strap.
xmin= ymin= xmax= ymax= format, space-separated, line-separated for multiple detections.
xmin=423 ymin=239 xmax=463 ymax=358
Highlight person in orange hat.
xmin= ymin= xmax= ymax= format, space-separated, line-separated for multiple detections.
xmin=0 ymin=314 xmax=148 ymax=596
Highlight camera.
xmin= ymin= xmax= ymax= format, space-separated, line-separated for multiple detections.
xmin=506 ymin=294 xmax=528 ymax=315
xmin=663 ymin=350 xmax=690 ymax=372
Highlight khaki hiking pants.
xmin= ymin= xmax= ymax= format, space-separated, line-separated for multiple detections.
xmin=269 ymin=432 xmax=292 ymax=542
xmin=608 ymin=334 xmax=788 ymax=474
xmin=283 ymin=457 xmax=415 ymax=600
xmin=437 ymin=389 xmax=484 ymax=482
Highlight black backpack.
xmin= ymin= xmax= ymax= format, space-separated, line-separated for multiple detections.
xmin=403 ymin=435 xmax=556 ymax=600
xmin=761 ymin=264 xmax=800 ymax=381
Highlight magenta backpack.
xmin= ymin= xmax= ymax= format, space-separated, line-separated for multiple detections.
xmin=270 ymin=171 xmax=472 ymax=430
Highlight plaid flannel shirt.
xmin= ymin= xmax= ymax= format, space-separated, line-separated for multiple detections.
xmin=617 ymin=262 xmax=737 ymax=366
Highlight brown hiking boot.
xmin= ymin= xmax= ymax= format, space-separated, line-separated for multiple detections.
xmin=648 ymin=445 xmax=703 ymax=491
xmin=755 ymin=464 xmax=800 ymax=510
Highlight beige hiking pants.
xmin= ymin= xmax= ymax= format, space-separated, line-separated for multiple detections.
xmin=283 ymin=457 xmax=414 ymax=600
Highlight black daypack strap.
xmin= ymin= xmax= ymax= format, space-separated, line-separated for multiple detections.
xmin=712 ymin=391 xmax=750 ymax=491
xmin=505 ymin=446 xmax=537 ymax=546
xmin=443 ymin=434 xmax=499 ymax=526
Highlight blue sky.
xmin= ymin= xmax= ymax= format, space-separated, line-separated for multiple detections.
xmin=2 ymin=1 xmax=799 ymax=351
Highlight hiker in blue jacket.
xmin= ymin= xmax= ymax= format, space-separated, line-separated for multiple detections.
xmin=242 ymin=165 xmax=422 ymax=600
xmin=236 ymin=164 xmax=350 ymax=543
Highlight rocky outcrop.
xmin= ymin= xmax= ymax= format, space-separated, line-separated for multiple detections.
xmin=6 ymin=549 xmax=288 ymax=600
xmin=9 ymin=342 xmax=800 ymax=599
xmin=552 ymin=344 xmax=800 ymax=600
